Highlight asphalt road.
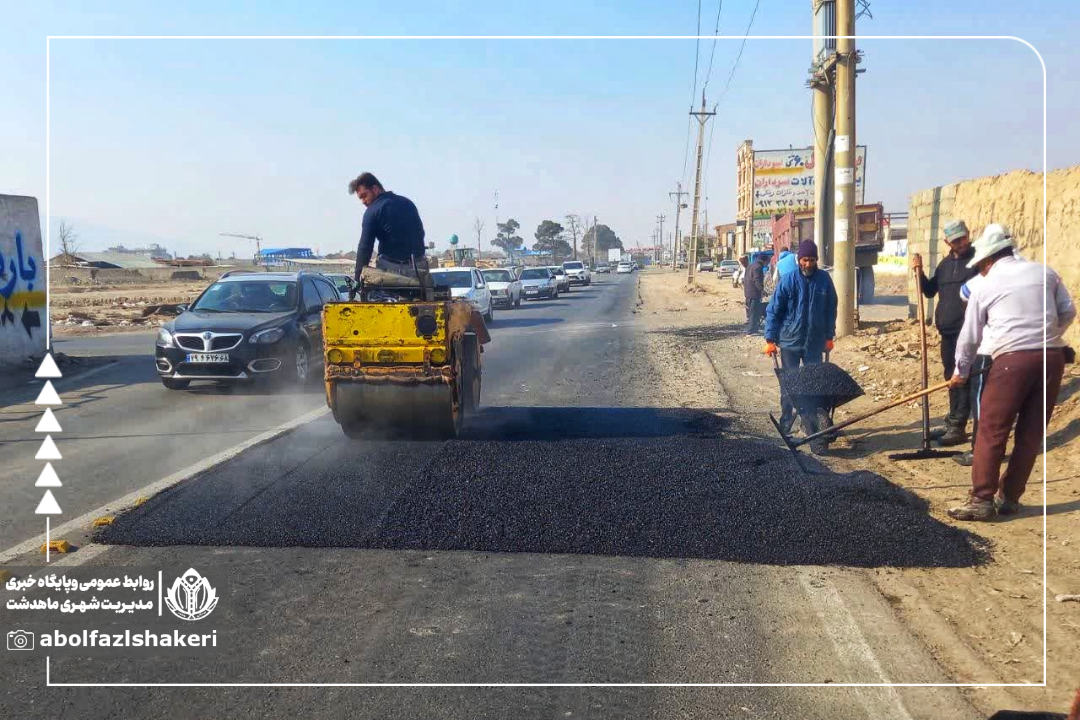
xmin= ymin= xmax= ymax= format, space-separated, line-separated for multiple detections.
xmin=1 ymin=273 xmax=982 ymax=719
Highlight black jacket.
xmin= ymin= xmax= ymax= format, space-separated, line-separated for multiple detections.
xmin=355 ymin=191 xmax=426 ymax=277
xmin=919 ymin=248 xmax=978 ymax=335
xmin=743 ymin=260 xmax=765 ymax=300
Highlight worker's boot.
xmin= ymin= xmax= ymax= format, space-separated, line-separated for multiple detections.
xmin=952 ymin=449 xmax=974 ymax=467
xmin=994 ymin=494 xmax=1021 ymax=516
xmin=947 ymin=495 xmax=996 ymax=522
xmin=937 ymin=421 xmax=968 ymax=447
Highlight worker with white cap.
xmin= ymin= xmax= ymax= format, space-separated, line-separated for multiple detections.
xmin=946 ymin=224 xmax=1075 ymax=521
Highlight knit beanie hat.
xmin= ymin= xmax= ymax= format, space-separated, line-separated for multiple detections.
xmin=797 ymin=240 xmax=818 ymax=260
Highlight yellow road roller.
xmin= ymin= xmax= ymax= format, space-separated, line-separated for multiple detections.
xmin=322 ymin=267 xmax=490 ymax=439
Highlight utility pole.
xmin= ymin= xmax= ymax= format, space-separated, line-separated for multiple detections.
xmin=656 ymin=213 xmax=665 ymax=264
xmin=669 ymin=182 xmax=688 ymax=271
xmin=687 ymin=94 xmax=716 ymax=284
xmin=810 ymin=0 xmax=835 ymax=267
xmin=833 ymin=0 xmax=857 ymax=336
xmin=493 ymin=190 xmax=499 ymax=260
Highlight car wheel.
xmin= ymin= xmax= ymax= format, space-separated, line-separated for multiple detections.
xmin=293 ymin=341 xmax=312 ymax=387
xmin=161 ymin=377 xmax=190 ymax=390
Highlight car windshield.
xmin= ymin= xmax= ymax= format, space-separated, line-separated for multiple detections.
xmin=520 ymin=269 xmax=550 ymax=280
xmin=191 ymin=280 xmax=297 ymax=313
xmin=482 ymin=270 xmax=512 ymax=283
xmin=432 ymin=271 xmax=474 ymax=289
xmin=563 ymin=262 xmax=583 ymax=270
xmin=551 ymin=268 xmax=565 ymax=275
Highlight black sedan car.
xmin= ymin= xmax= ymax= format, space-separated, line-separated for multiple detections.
xmin=155 ymin=270 xmax=338 ymax=390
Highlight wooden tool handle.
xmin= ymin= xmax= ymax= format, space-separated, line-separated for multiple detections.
xmin=793 ymin=379 xmax=953 ymax=448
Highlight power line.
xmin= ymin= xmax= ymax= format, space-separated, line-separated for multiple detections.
xmin=718 ymin=0 xmax=762 ymax=105
xmin=682 ymin=0 xmax=704 ymax=184
xmin=701 ymin=0 xmax=724 ymax=95
xmin=691 ymin=0 xmax=702 ymax=103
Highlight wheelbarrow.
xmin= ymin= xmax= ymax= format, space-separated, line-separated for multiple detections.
xmin=770 ymin=353 xmax=865 ymax=456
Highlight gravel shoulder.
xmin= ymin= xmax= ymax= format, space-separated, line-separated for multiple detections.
xmin=635 ymin=268 xmax=1080 ymax=715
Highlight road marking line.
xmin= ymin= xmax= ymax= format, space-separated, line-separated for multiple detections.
xmin=0 ymin=405 xmax=329 ymax=566
xmin=28 ymin=360 xmax=119 ymax=388
xmin=797 ymin=570 xmax=916 ymax=720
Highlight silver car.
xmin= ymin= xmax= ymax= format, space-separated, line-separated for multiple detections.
xmin=481 ymin=268 xmax=523 ymax=309
xmin=547 ymin=266 xmax=572 ymax=293
xmin=519 ymin=267 xmax=559 ymax=300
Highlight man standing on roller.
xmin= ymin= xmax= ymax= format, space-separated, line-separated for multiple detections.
xmin=349 ymin=172 xmax=429 ymax=293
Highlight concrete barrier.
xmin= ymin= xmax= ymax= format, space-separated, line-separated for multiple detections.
xmin=0 ymin=195 xmax=46 ymax=364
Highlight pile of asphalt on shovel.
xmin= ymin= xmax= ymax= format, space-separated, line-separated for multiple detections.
xmin=96 ymin=407 xmax=990 ymax=570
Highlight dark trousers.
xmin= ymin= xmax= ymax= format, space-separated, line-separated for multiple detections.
xmin=971 ymin=349 xmax=1065 ymax=502
xmin=779 ymin=348 xmax=823 ymax=431
xmin=968 ymin=354 xmax=993 ymax=452
xmin=746 ymin=297 xmax=763 ymax=333
xmin=940 ymin=333 xmax=972 ymax=429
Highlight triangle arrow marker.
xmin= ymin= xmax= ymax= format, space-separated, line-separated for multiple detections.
xmin=35 ymin=408 xmax=62 ymax=433
xmin=36 ymin=435 xmax=62 ymax=460
xmin=35 ymin=353 xmax=62 ymax=379
xmin=35 ymin=381 xmax=62 ymax=406
xmin=35 ymin=490 xmax=62 ymax=515
xmin=35 ymin=463 xmax=62 ymax=488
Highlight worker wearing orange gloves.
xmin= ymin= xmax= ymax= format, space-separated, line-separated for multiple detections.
xmin=763 ymin=239 xmax=839 ymax=448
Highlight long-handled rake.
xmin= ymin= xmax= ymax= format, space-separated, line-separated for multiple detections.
xmin=770 ymin=378 xmax=957 ymax=473
xmin=888 ymin=265 xmax=962 ymax=461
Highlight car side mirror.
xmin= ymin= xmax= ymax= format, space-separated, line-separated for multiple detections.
xmin=175 ymin=304 xmax=188 ymax=314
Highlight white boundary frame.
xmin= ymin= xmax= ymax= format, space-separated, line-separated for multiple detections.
xmin=42 ymin=35 xmax=1045 ymax=690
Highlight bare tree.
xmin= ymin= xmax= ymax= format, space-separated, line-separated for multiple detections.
xmin=473 ymin=217 xmax=485 ymax=258
xmin=57 ymin=220 xmax=80 ymax=262
xmin=564 ymin=214 xmax=582 ymax=261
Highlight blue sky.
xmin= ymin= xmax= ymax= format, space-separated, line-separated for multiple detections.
xmin=1 ymin=1 xmax=1076 ymax=258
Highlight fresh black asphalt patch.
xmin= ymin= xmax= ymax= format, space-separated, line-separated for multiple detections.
xmin=96 ymin=407 xmax=989 ymax=568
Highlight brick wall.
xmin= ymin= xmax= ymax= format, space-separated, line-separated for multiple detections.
xmin=906 ymin=166 xmax=1080 ymax=345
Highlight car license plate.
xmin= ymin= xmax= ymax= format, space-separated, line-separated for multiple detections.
xmin=185 ymin=353 xmax=229 ymax=364
xmin=526 ymin=289 xmax=538 ymax=294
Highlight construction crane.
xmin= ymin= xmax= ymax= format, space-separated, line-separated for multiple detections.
xmin=219 ymin=232 xmax=265 ymax=269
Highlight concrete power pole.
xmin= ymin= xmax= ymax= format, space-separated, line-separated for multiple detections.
xmin=833 ymin=0 xmax=857 ymax=336
xmin=656 ymin=214 xmax=665 ymax=263
xmin=669 ymin=182 xmax=688 ymax=271
xmin=687 ymin=95 xmax=716 ymax=284
xmin=811 ymin=0 xmax=835 ymax=267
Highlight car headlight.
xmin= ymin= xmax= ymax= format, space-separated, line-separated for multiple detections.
xmin=249 ymin=327 xmax=286 ymax=344
xmin=157 ymin=328 xmax=175 ymax=348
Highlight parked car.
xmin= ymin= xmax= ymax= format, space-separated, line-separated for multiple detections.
xmin=616 ymin=262 xmax=633 ymax=274
xmin=594 ymin=262 xmax=611 ymax=274
xmin=547 ymin=266 xmax=572 ymax=293
xmin=155 ymin=270 xmax=335 ymax=390
xmin=430 ymin=267 xmax=494 ymax=322
xmin=717 ymin=260 xmax=740 ymax=278
xmin=520 ymin=267 xmax=559 ymax=299
xmin=322 ymin=273 xmax=355 ymax=299
xmin=481 ymin=268 xmax=522 ymax=309
xmin=562 ymin=260 xmax=591 ymax=286
xmin=696 ymin=258 xmax=715 ymax=272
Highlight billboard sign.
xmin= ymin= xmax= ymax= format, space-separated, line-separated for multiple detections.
xmin=751 ymin=146 xmax=867 ymax=245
